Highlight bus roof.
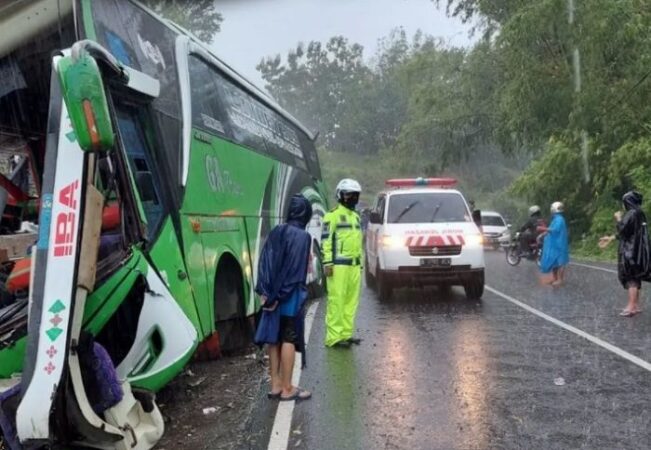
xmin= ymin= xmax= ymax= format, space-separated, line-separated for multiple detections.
xmin=0 ymin=0 xmax=315 ymax=142
xmin=134 ymin=1 xmax=316 ymax=141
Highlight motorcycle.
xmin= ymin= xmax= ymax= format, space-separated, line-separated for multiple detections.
xmin=505 ymin=232 xmax=543 ymax=266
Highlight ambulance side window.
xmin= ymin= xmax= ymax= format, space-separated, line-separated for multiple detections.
xmin=376 ymin=196 xmax=386 ymax=224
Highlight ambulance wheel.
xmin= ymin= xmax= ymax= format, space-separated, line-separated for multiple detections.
xmin=464 ymin=272 xmax=484 ymax=300
xmin=377 ymin=268 xmax=393 ymax=301
xmin=365 ymin=256 xmax=376 ymax=289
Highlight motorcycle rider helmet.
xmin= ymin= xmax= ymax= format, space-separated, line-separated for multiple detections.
xmin=550 ymin=201 xmax=564 ymax=214
xmin=335 ymin=178 xmax=362 ymax=210
xmin=528 ymin=205 xmax=541 ymax=216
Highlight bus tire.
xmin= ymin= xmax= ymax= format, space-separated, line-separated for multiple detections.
xmin=308 ymin=240 xmax=326 ymax=299
xmin=214 ymin=256 xmax=252 ymax=353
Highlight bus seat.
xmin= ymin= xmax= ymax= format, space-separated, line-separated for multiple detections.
xmin=102 ymin=203 xmax=120 ymax=231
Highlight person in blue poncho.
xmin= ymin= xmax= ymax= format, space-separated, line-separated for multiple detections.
xmin=254 ymin=193 xmax=313 ymax=402
xmin=538 ymin=201 xmax=570 ymax=286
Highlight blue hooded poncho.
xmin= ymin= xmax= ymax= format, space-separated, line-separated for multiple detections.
xmin=254 ymin=194 xmax=312 ymax=363
xmin=540 ymin=212 xmax=569 ymax=274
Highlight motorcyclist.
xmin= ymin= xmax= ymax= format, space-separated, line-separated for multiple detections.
xmin=519 ymin=205 xmax=544 ymax=255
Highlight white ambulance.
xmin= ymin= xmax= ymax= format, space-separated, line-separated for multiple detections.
xmin=365 ymin=178 xmax=485 ymax=300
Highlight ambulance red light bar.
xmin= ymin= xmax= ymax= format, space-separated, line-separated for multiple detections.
xmin=385 ymin=177 xmax=458 ymax=188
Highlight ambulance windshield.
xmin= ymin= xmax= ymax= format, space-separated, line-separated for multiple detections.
xmin=388 ymin=192 xmax=471 ymax=224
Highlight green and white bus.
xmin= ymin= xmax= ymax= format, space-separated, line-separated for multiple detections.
xmin=0 ymin=1 xmax=327 ymax=447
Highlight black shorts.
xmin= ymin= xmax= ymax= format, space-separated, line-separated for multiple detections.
xmin=279 ymin=316 xmax=299 ymax=346
xmin=624 ymin=279 xmax=642 ymax=289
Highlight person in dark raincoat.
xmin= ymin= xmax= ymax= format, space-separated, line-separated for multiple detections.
xmin=599 ymin=191 xmax=650 ymax=317
xmin=254 ymin=194 xmax=313 ymax=401
xmin=539 ymin=201 xmax=570 ymax=286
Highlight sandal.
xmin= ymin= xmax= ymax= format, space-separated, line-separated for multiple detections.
xmin=267 ymin=390 xmax=282 ymax=399
xmin=332 ymin=340 xmax=352 ymax=348
xmin=619 ymin=310 xmax=639 ymax=317
xmin=280 ymin=388 xmax=312 ymax=402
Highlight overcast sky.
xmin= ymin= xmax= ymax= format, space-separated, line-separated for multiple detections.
xmin=211 ymin=0 xmax=475 ymax=89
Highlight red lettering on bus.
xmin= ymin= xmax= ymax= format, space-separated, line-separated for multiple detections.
xmin=53 ymin=180 xmax=79 ymax=258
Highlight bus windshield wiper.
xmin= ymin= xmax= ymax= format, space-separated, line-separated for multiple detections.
xmin=393 ymin=200 xmax=420 ymax=223
xmin=430 ymin=203 xmax=442 ymax=222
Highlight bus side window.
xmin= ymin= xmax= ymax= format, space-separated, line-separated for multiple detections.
xmin=188 ymin=55 xmax=229 ymax=137
xmin=213 ymin=73 xmax=269 ymax=152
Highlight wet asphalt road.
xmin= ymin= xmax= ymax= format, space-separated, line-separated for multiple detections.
xmin=260 ymin=252 xmax=651 ymax=450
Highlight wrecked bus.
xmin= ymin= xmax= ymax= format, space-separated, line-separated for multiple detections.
xmin=0 ymin=0 xmax=327 ymax=448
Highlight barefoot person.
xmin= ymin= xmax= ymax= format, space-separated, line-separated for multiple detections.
xmin=539 ymin=202 xmax=569 ymax=286
xmin=599 ymin=191 xmax=650 ymax=317
xmin=254 ymin=194 xmax=313 ymax=401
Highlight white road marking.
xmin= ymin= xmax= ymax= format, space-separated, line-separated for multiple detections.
xmin=570 ymin=261 xmax=617 ymax=274
xmin=485 ymin=285 xmax=651 ymax=372
xmin=267 ymin=301 xmax=320 ymax=450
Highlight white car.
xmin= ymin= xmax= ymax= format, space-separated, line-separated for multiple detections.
xmin=365 ymin=178 xmax=485 ymax=300
xmin=480 ymin=211 xmax=511 ymax=249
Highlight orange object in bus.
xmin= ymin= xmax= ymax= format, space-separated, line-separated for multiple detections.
xmin=102 ymin=203 xmax=120 ymax=231
xmin=7 ymin=257 xmax=31 ymax=293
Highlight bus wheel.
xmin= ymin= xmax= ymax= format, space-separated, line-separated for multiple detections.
xmin=308 ymin=240 xmax=326 ymax=299
xmin=214 ymin=256 xmax=251 ymax=353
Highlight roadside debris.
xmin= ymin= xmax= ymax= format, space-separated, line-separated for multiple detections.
xmin=188 ymin=376 xmax=207 ymax=388
xmin=202 ymin=406 xmax=220 ymax=416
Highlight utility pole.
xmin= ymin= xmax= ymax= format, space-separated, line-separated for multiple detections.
xmin=568 ymin=0 xmax=590 ymax=182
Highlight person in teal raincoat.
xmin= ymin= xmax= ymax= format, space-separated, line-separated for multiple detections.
xmin=539 ymin=201 xmax=569 ymax=286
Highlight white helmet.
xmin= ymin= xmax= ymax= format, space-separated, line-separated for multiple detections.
xmin=335 ymin=178 xmax=362 ymax=199
xmin=528 ymin=205 xmax=541 ymax=216
xmin=551 ymin=201 xmax=564 ymax=213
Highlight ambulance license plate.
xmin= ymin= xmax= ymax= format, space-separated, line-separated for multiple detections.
xmin=420 ymin=258 xmax=451 ymax=267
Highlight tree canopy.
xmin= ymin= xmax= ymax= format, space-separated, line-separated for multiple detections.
xmin=258 ymin=0 xmax=651 ymax=247
xmin=141 ymin=0 xmax=223 ymax=43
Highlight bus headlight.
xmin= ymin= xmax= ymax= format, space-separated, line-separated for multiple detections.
xmin=465 ymin=234 xmax=484 ymax=247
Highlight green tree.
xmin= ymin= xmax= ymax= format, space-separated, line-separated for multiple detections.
xmin=141 ymin=0 xmax=222 ymax=44
xmin=257 ymin=36 xmax=374 ymax=152
xmin=472 ymin=0 xmax=651 ymax=238
xmin=393 ymin=39 xmax=502 ymax=171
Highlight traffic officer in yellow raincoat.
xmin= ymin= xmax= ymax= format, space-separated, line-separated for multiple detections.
xmin=322 ymin=179 xmax=363 ymax=347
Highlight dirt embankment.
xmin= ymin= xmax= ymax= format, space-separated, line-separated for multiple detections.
xmin=156 ymin=347 xmax=266 ymax=450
